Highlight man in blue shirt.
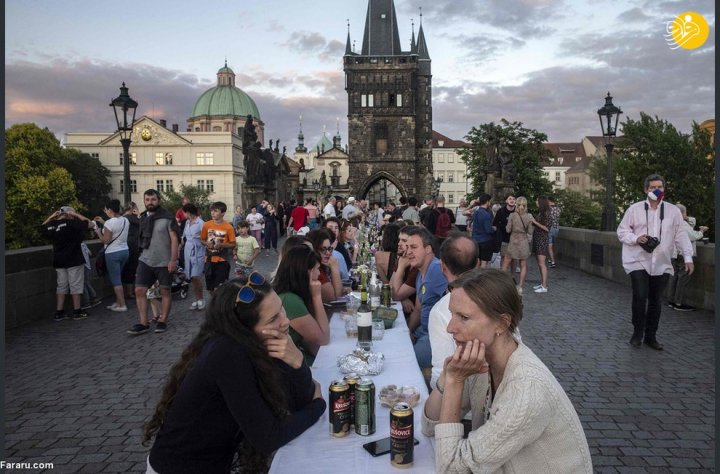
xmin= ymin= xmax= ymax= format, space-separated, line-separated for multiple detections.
xmin=404 ymin=226 xmax=448 ymax=371
xmin=471 ymin=193 xmax=495 ymax=268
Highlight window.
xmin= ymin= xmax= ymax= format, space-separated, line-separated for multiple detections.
xmin=374 ymin=124 xmax=388 ymax=155
xmin=396 ymin=94 xmax=402 ymax=107
xmin=197 ymin=179 xmax=205 ymax=190
xmin=368 ymin=94 xmax=374 ymax=107
xmin=437 ymin=173 xmax=444 ymax=182
xmin=207 ymin=179 xmax=214 ymax=192
xmin=120 ymin=180 xmax=137 ymax=193
xmin=166 ymin=180 xmax=174 ymax=192
xmin=156 ymin=180 xmax=165 ymax=192
xmin=90 ymin=153 xmax=99 ymax=159
xmin=438 ymin=154 xmax=444 ymax=163
xmin=449 ymin=194 xmax=454 ymax=204
xmin=361 ymin=95 xmax=367 ymax=107
xmin=448 ymin=172 xmax=454 ymax=183
xmin=196 ymin=152 xmax=214 ymax=165
xmin=212 ymin=126 xmax=222 ymax=131
xmin=555 ymin=172 xmax=561 ymax=182
xmin=448 ymin=153 xmax=454 ymax=163
xmin=119 ymin=152 xmax=137 ymax=165
xmin=155 ymin=152 xmax=173 ymax=165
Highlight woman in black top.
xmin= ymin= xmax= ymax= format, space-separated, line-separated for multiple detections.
xmin=263 ymin=203 xmax=280 ymax=253
xmin=145 ymin=275 xmax=326 ymax=473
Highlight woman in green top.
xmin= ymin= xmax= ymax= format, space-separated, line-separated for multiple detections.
xmin=272 ymin=245 xmax=330 ymax=364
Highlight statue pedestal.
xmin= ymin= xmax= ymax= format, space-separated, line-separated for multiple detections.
xmin=485 ymin=173 xmax=515 ymax=203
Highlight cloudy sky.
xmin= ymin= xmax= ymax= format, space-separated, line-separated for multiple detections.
xmin=5 ymin=0 xmax=715 ymax=150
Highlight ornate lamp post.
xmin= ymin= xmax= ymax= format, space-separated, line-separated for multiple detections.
xmin=597 ymin=92 xmax=622 ymax=231
xmin=432 ymin=177 xmax=442 ymax=199
xmin=110 ymin=83 xmax=138 ymax=206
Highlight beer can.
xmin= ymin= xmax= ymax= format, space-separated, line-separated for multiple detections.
xmin=343 ymin=373 xmax=359 ymax=427
xmin=329 ymin=380 xmax=352 ymax=437
xmin=355 ymin=377 xmax=376 ymax=436
xmin=381 ymin=284 xmax=392 ymax=307
xmin=390 ymin=402 xmax=414 ymax=468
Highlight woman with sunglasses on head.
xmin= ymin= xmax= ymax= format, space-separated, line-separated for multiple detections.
xmin=306 ymin=229 xmax=343 ymax=303
xmin=272 ymin=245 xmax=331 ymax=365
xmin=422 ymin=268 xmax=592 ymax=473
xmin=144 ymin=274 xmax=326 ymax=474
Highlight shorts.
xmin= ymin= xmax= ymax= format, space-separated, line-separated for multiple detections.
xmin=205 ymin=261 xmax=230 ymax=291
xmin=135 ymin=261 xmax=173 ymax=289
xmin=185 ymin=255 xmax=205 ymax=279
xmin=121 ymin=248 xmax=140 ymax=284
xmin=549 ymin=227 xmax=559 ymax=245
xmin=57 ymin=264 xmax=85 ymax=294
xmin=477 ymin=240 xmax=495 ymax=262
xmin=235 ymin=263 xmax=254 ymax=277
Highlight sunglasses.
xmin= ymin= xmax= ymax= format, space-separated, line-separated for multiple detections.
xmin=235 ymin=272 xmax=266 ymax=304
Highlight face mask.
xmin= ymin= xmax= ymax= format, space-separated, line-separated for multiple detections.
xmin=647 ymin=189 xmax=664 ymax=201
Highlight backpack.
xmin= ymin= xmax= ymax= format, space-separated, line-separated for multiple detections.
xmin=435 ymin=209 xmax=452 ymax=237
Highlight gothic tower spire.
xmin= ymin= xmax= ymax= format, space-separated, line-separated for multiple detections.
xmin=361 ymin=0 xmax=402 ymax=55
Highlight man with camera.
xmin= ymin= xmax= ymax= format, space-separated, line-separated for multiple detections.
xmin=617 ymin=174 xmax=693 ymax=350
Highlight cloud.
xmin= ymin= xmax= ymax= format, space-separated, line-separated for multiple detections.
xmin=447 ymin=33 xmax=526 ymax=65
xmin=281 ymin=31 xmax=346 ymax=62
xmin=617 ymin=7 xmax=651 ymax=23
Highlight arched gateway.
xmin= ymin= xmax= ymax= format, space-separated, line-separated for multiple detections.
xmin=358 ymin=171 xmax=406 ymax=203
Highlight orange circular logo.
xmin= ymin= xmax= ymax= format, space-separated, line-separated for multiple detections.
xmin=666 ymin=12 xmax=709 ymax=50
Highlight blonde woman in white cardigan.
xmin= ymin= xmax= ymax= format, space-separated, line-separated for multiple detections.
xmin=422 ymin=268 xmax=592 ymax=473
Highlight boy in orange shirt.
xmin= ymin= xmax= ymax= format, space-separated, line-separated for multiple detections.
xmin=200 ymin=202 xmax=236 ymax=293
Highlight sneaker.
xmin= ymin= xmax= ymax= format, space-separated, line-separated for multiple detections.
xmin=190 ymin=301 xmax=199 ymax=310
xmin=155 ymin=321 xmax=168 ymax=333
xmin=127 ymin=324 xmax=150 ymax=335
xmin=109 ymin=305 xmax=128 ymax=312
xmin=106 ymin=303 xmax=118 ymax=310
xmin=533 ymin=286 xmax=548 ymax=293
xmin=72 ymin=310 xmax=88 ymax=320
xmin=666 ymin=302 xmax=676 ymax=309
xmin=533 ymin=284 xmax=544 ymax=290
xmin=673 ymin=304 xmax=696 ymax=312
xmin=516 ymin=286 xmax=523 ymax=295
xmin=550 ymin=262 xmax=556 ymax=268
xmin=81 ymin=299 xmax=102 ymax=310
xmin=196 ymin=300 xmax=205 ymax=310
xmin=515 ymin=267 xmax=521 ymax=273
xmin=53 ymin=311 xmax=68 ymax=322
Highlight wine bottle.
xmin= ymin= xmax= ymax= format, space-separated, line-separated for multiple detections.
xmin=357 ymin=286 xmax=373 ymax=351
xmin=369 ymin=272 xmax=381 ymax=310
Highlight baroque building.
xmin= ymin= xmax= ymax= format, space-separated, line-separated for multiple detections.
xmin=344 ymin=0 xmax=433 ymax=200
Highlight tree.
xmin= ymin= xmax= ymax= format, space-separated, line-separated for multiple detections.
xmin=161 ymin=184 xmax=213 ymax=220
xmin=5 ymin=124 xmax=83 ymax=249
xmin=590 ymin=113 xmax=715 ymax=240
xmin=459 ymin=119 xmax=553 ymax=201
xmin=59 ymin=148 xmax=113 ymax=218
xmin=554 ymin=189 xmax=601 ymax=230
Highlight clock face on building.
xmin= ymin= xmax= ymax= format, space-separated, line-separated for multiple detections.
xmin=141 ymin=128 xmax=152 ymax=141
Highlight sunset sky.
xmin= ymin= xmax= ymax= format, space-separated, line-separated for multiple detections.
xmin=5 ymin=0 xmax=715 ymax=150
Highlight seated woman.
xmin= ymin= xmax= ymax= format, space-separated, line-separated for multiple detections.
xmin=374 ymin=223 xmax=401 ymax=284
xmin=144 ymin=275 xmax=326 ymax=474
xmin=272 ymin=245 xmax=331 ymax=364
xmin=422 ymin=268 xmax=592 ymax=473
xmin=339 ymin=220 xmax=359 ymax=266
xmin=306 ymin=229 xmax=343 ymax=303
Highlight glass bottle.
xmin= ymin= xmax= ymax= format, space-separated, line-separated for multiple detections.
xmin=357 ymin=286 xmax=373 ymax=351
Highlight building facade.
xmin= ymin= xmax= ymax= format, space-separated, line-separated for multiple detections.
xmin=343 ymin=0 xmax=433 ymax=200
xmin=432 ymin=130 xmax=471 ymax=205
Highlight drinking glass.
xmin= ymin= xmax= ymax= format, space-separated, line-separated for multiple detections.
xmin=372 ymin=319 xmax=385 ymax=340
xmin=345 ymin=315 xmax=358 ymax=338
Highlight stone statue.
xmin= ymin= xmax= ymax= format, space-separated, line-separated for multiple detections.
xmin=242 ymin=115 xmax=257 ymax=155
xmin=275 ymin=139 xmax=280 ymax=152
xmin=282 ymin=146 xmax=287 ymax=156
xmin=299 ymin=158 xmax=305 ymax=171
xmin=499 ymin=143 xmax=517 ymax=183
xmin=319 ymin=170 xmax=327 ymax=188
xmin=425 ymin=166 xmax=434 ymax=194
xmin=269 ymin=139 xmax=273 ymax=150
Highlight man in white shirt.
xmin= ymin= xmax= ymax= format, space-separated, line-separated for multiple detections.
xmin=341 ymin=196 xmax=359 ymax=220
xmin=323 ymin=197 xmax=337 ymax=219
xmin=617 ymin=174 xmax=693 ymax=350
xmin=428 ymin=234 xmax=478 ymax=389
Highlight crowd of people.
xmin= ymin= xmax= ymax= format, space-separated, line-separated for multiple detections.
xmin=40 ymin=175 xmax=705 ymax=473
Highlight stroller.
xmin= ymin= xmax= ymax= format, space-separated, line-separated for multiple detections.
xmin=171 ymin=267 xmax=191 ymax=299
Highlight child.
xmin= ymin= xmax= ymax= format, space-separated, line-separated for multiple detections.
xmin=234 ymin=221 xmax=260 ymax=276
xmin=81 ymin=242 xmax=102 ymax=309
xmin=147 ymin=281 xmax=163 ymax=323
xmin=200 ymin=202 xmax=236 ymax=293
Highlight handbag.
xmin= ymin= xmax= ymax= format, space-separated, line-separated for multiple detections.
xmin=95 ymin=219 xmax=126 ymax=276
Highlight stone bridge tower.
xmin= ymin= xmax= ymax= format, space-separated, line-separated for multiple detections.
xmin=344 ymin=0 xmax=433 ymax=201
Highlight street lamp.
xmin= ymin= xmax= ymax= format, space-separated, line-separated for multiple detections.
xmin=110 ymin=83 xmax=138 ymax=206
xmin=597 ymin=92 xmax=622 ymax=231
xmin=432 ymin=177 xmax=442 ymax=199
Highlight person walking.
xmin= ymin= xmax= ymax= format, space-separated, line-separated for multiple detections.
xmin=547 ymin=196 xmax=561 ymax=267
xmin=530 ymin=196 xmax=551 ymax=293
xmin=263 ymin=203 xmax=280 ymax=254
xmin=201 ymin=202 xmax=237 ymax=295
xmin=246 ymin=206 xmax=264 ymax=248
xmin=470 ymin=193 xmax=495 ymax=268
xmin=182 ymin=203 xmax=206 ymax=310
xmin=93 ymin=199 xmax=130 ymax=311
xmin=121 ymin=202 xmax=140 ymax=300
xmin=617 ymin=174 xmax=693 ymax=350
xmin=504 ymin=197 xmax=534 ymax=294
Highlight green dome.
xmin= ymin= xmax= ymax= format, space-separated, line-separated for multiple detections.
xmin=315 ymin=132 xmax=333 ymax=152
xmin=191 ymin=85 xmax=260 ymax=119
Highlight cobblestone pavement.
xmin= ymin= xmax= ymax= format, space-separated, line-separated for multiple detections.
xmin=4 ymin=245 xmax=715 ymax=473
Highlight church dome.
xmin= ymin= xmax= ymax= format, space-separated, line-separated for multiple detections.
xmin=190 ymin=63 xmax=261 ymax=119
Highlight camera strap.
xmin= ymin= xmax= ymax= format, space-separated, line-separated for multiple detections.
xmin=644 ymin=202 xmax=664 ymax=242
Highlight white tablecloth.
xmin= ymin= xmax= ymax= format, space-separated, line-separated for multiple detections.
xmin=270 ymin=301 xmax=436 ymax=473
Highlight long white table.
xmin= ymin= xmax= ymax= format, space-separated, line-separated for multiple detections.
xmin=270 ymin=301 xmax=436 ymax=473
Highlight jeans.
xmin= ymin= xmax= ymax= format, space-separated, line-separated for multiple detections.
xmin=264 ymin=222 xmax=278 ymax=250
xmin=666 ymin=256 xmax=690 ymax=305
xmin=629 ymin=270 xmax=669 ymax=341
xmin=413 ymin=327 xmax=432 ymax=369
xmin=105 ymin=249 xmax=129 ymax=287
xmin=82 ymin=267 xmax=97 ymax=305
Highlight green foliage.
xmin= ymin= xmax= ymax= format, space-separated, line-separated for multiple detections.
xmin=5 ymin=124 xmax=87 ymax=249
xmin=161 ymin=184 xmax=213 ymax=220
xmin=590 ymin=113 xmax=715 ymax=240
xmin=6 ymin=169 xmax=81 ymax=249
xmin=59 ymin=148 xmax=113 ymax=217
xmin=458 ymin=119 xmax=554 ymax=200
xmin=554 ymin=189 xmax=601 ymax=229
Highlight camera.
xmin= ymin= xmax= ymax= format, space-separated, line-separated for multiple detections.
xmin=640 ymin=236 xmax=660 ymax=253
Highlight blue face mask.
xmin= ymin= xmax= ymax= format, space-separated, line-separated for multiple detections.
xmin=647 ymin=189 xmax=665 ymax=201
